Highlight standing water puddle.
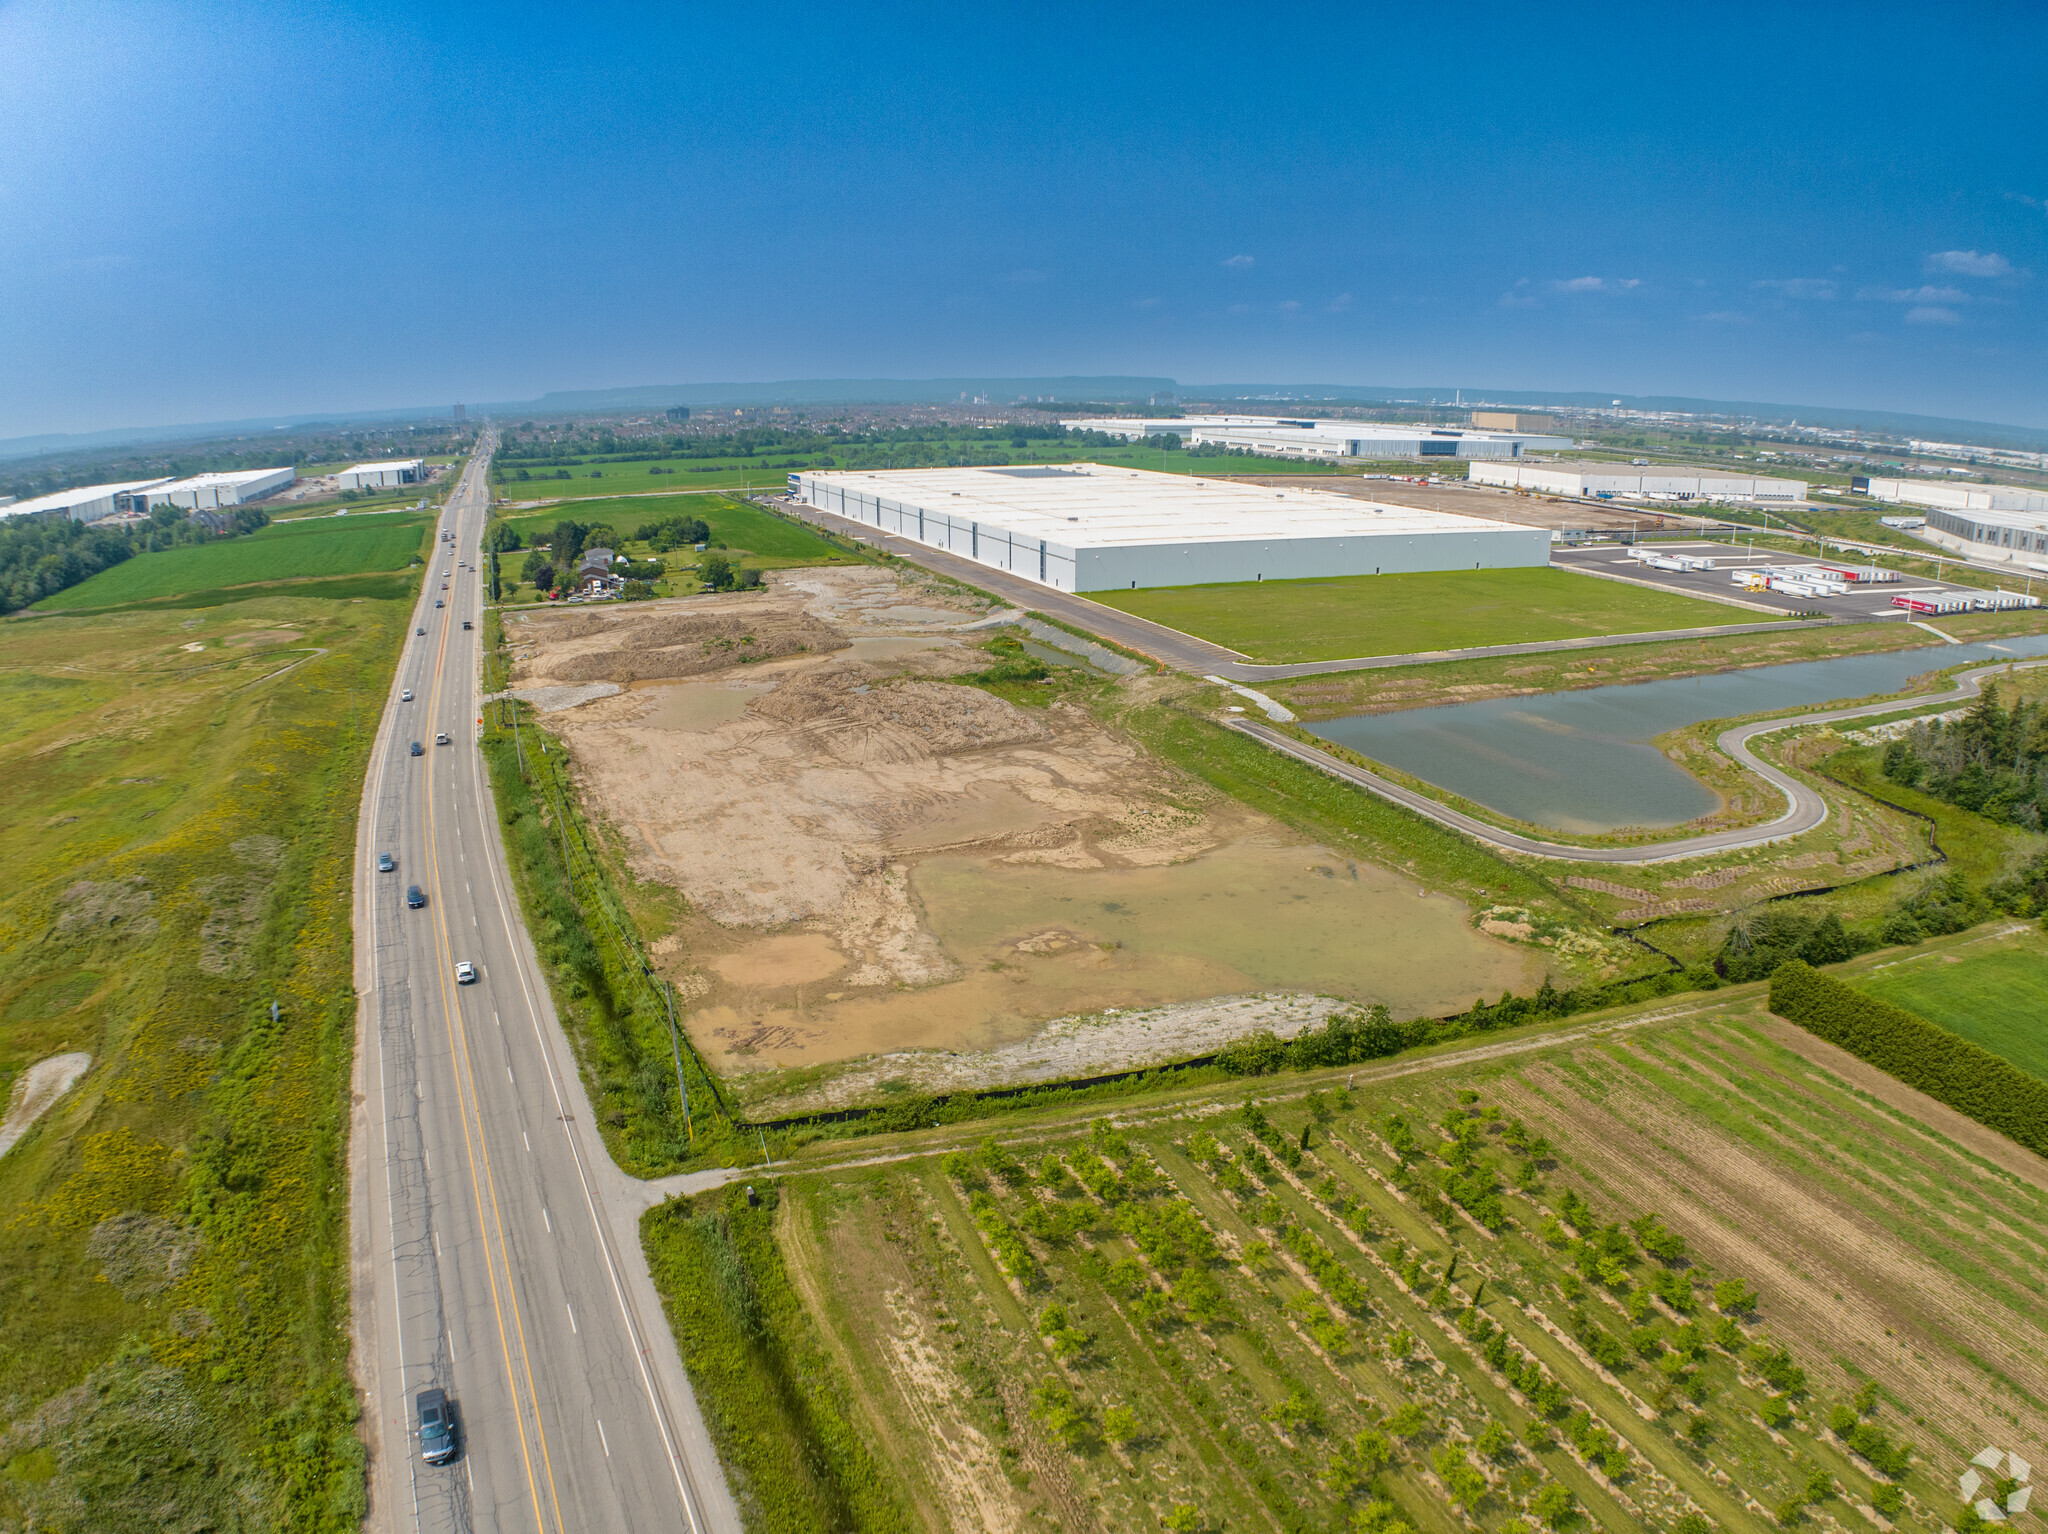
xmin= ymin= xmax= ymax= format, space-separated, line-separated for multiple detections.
xmin=1309 ymin=634 xmax=2048 ymax=834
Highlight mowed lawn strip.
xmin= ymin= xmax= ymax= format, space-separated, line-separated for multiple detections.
xmin=1854 ymin=941 xmax=2048 ymax=1081
xmin=37 ymin=511 xmax=433 ymax=610
xmin=1089 ymin=566 xmax=1759 ymax=663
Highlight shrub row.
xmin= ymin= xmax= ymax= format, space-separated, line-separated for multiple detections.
xmin=1769 ymin=959 xmax=2048 ymax=1155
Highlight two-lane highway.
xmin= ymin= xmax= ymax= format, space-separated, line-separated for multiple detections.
xmin=350 ymin=440 xmax=739 ymax=1532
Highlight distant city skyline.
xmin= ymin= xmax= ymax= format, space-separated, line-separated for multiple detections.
xmin=3 ymin=1 xmax=2044 ymax=437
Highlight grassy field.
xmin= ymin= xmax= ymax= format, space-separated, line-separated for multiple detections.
xmin=1090 ymin=567 xmax=1760 ymax=663
xmin=37 ymin=510 xmax=433 ymax=611
xmin=1856 ymin=932 xmax=2048 ymax=1080
xmin=0 ymin=579 xmax=411 ymax=1527
xmin=496 ymin=494 xmax=858 ymax=571
xmin=649 ymin=988 xmax=2043 ymax=1532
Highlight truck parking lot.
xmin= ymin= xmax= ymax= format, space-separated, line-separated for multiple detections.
xmin=1550 ymin=540 xmax=2040 ymax=621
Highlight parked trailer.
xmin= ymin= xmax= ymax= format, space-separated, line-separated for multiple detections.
xmin=1972 ymin=591 xmax=2043 ymax=611
xmin=1770 ymin=578 xmax=1834 ymax=598
xmin=1891 ymin=592 xmax=1973 ymax=615
xmin=1812 ymin=563 xmax=1899 ymax=583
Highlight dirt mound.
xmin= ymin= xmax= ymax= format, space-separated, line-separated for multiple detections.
xmin=750 ymin=667 xmax=1048 ymax=762
xmin=88 ymin=1213 xmax=200 ymax=1300
xmin=538 ymin=610 xmax=849 ymax=684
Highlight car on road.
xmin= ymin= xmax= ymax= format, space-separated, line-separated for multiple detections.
xmin=435 ymin=731 xmax=450 ymax=745
xmin=406 ymin=884 xmax=426 ymax=909
xmin=376 ymin=852 xmax=394 ymax=872
xmin=454 ymin=961 xmax=476 ymax=984
xmin=416 ymin=627 xmax=426 ymax=636
xmin=401 ymin=688 xmax=414 ymax=701
xmin=409 ymin=741 xmax=424 ymax=756
xmin=434 ymin=599 xmax=444 ymax=608
xmin=416 ymin=1388 xmax=457 ymax=1465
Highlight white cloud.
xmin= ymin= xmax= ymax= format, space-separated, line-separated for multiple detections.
xmin=1926 ymin=249 xmax=2012 ymax=277
xmin=1225 ymin=302 xmax=1252 ymax=315
xmin=1858 ymin=284 xmax=1968 ymax=303
xmin=1906 ymin=305 xmax=1960 ymax=325
xmin=1278 ymin=299 xmax=1301 ymax=313
xmin=1696 ymin=311 xmax=1751 ymax=324
xmin=1499 ymin=279 xmax=1538 ymax=309
xmin=1133 ymin=296 xmax=1162 ymax=310
xmin=1005 ymin=268 xmax=1048 ymax=285
xmin=1327 ymin=292 xmax=1355 ymax=313
xmin=1549 ymin=276 xmax=1640 ymax=294
xmin=1753 ymin=278 xmax=1835 ymax=299
xmin=1221 ymin=254 xmax=1255 ymax=271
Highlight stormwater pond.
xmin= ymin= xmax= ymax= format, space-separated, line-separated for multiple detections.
xmin=1308 ymin=633 xmax=2048 ymax=835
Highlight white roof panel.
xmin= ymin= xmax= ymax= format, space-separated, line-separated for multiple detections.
xmin=800 ymin=463 xmax=1526 ymax=548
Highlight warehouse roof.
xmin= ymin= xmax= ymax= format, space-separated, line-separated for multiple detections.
xmin=1499 ymin=460 xmax=1788 ymax=480
xmin=341 ymin=458 xmax=426 ymax=472
xmin=800 ymin=464 xmax=1524 ymax=547
xmin=0 ymin=478 xmax=171 ymax=520
xmin=152 ymin=467 xmax=293 ymax=492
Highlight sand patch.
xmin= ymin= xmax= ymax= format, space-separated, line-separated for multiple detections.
xmin=710 ymin=933 xmax=846 ymax=987
xmin=1 ymin=1052 xmax=91 ymax=1158
xmin=222 ymin=629 xmax=302 ymax=647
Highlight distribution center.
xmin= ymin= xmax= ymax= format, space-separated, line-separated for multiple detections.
xmin=144 ymin=467 xmax=296 ymax=509
xmin=1469 ymin=460 xmax=1807 ymax=502
xmin=0 ymin=478 xmax=173 ymax=522
xmin=1066 ymin=414 xmax=1571 ymax=461
xmin=790 ymin=463 xmax=1550 ymax=592
xmin=337 ymin=458 xmax=427 ymax=490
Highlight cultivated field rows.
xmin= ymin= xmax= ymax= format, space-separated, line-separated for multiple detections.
xmin=775 ymin=1010 xmax=2047 ymax=1532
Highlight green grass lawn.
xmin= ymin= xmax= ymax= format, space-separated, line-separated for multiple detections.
xmin=37 ymin=512 xmax=433 ymax=611
xmin=1857 ymin=942 xmax=2048 ymax=1081
xmin=1088 ymin=565 xmax=1760 ymax=663
xmin=498 ymin=494 xmax=855 ymax=570
xmin=496 ymin=461 xmax=799 ymax=499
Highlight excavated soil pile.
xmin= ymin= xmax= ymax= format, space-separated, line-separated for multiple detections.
xmin=524 ymin=608 xmax=848 ymax=685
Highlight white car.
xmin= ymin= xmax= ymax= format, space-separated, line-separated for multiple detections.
xmin=454 ymin=961 xmax=477 ymax=984
xmin=401 ymin=689 xmax=414 ymax=702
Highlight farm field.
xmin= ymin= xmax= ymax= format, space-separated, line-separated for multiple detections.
xmin=648 ymin=992 xmax=2047 ymax=1533
xmin=36 ymin=508 xmax=433 ymax=610
xmin=0 ymin=584 xmax=411 ymax=1527
xmin=1090 ymin=566 xmax=1759 ymax=664
xmin=1856 ymin=930 xmax=2048 ymax=1080
xmin=496 ymin=493 xmax=858 ymax=569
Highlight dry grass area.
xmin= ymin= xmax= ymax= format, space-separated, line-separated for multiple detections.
xmin=762 ymin=993 xmax=2047 ymax=1532
xmin=511 ymin=566 xmax=1536 ymax=1108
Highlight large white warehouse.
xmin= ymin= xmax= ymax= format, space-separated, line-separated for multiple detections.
xmin=1854 ymin=476 xmax=2048 ymax=515
xmin=0 ymin=478 xmax=173 ymax=523
xmin=146 ymin=467 xmax=296 ymax=510
xmin=1066 ymin=414 xmax=1573 ymax=461
xmin=1470 ymin=460 xmax=1808 ymax=502
xmin=337 ymin=458 xmax=426 ymax=490
xmin=790 ymin=463 xmax=1550 ymax=592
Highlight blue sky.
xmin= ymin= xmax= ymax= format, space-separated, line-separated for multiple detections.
xmin=3 ymin=0 xmax=2045 ymax=436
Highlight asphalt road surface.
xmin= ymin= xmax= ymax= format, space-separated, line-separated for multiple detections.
xmin=349 ymin=441 xmax=740 ymax=1533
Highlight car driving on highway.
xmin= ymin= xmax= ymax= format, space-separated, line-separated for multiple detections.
xmin=377 ymin=852 xmax=394 ymax=872
xmin=454 ymin=960 xmax=476 ymax=984
xmin=416 ymin=1388 xmax=457 ymax=1465
xmin=406 ymin=884 xmax=425 ymax=909
xmin=401 ymin=688 xmax=414 ymax=702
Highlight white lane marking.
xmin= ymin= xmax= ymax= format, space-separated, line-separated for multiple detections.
xmin=543 ymin=1207 xmax=551 ymax=1233
xmin=523 ymin=1131 xmax=531 ymax=1151
xmin=425 ymin=1150 xmax=431 ymax=1172
xmin=508 ymin=1067 xmax=515 ymax=1086
xmin=597 ymin=1418 xmax=611 ymax=1458
xmin=435 ymin=1230 xmax=441 ymax=1259
xmin=467 ymin=1460 xmax=475 ymax=1492
xmin=566 ymin=1303 xmax=578 ymax=1335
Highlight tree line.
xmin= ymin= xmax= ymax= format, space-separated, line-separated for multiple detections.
xmin=1882 ymin=682 xmax=2048 ymax=828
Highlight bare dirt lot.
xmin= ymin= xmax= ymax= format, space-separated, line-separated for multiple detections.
xmin=509 ymin=568 xmax=1537 ymax=1106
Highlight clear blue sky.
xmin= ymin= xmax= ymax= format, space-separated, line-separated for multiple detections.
xmin=3 ymin=1 xmax=2045 ymax=436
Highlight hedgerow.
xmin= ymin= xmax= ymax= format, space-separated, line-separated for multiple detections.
xmin=1769 ymin=959 xmax=2048 ymax=1155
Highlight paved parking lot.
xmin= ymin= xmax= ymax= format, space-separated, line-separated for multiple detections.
xmin=1550 ymin=540 xmax=1965 ymax=620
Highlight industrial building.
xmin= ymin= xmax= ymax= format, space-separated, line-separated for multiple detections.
xmin=1066 ymin=414 xmax=1571 ymax=461
xmin=1469 ymin=460 xmax=1807 ymax=503
xmin=1853 ymin=476 xmax=2048 ymax=515
xmin=1470 ymin=411 xmax=1558 ymax=433
xmin=1915 ymin=506 xmax=2048 ymax=561
xmin=0 ymin=478 xmax=173 ymax=523
xmin=789 ymin=463 xmax=1550 ymax=593
xmin=337 ymin=458 xmax=427 ymax=490
xmin=145 ymin=467 xmax=296 ymax=510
